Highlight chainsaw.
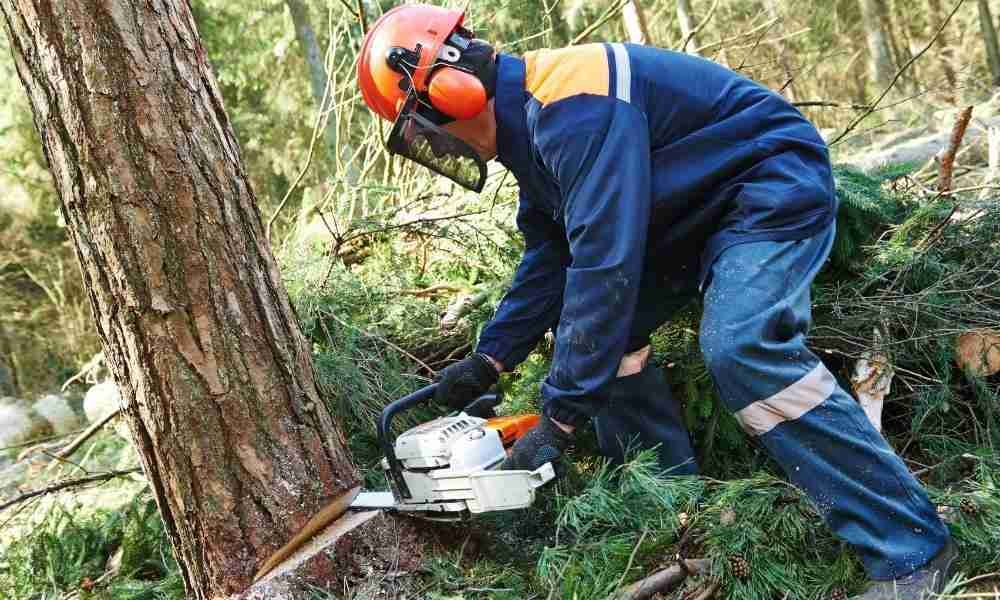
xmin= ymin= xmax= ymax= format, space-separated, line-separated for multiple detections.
xmin=349 ymin=383 xmax=556 ymax=520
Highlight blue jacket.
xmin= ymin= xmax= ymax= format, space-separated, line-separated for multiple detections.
xmin=476 ymin=44 xmax=836 ymax=426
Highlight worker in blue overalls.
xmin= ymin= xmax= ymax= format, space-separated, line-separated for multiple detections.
xmin=356 ymin=5 xmax=955 ymax=597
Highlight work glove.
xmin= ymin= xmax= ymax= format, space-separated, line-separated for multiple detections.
xmin=500 ymin=416 xmax=573 ymax=473
xmin=433 ymin=353 xmax=499 ymax=411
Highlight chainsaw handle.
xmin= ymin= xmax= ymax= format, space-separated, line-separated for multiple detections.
xmin=461 ymin=391 xmax=502 ymax=418
xmin=378 ymin=383 xmax=438 ymax=499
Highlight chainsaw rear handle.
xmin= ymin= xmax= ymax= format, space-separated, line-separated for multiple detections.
xmin=378 ymin=383 xmax=502 ymax=499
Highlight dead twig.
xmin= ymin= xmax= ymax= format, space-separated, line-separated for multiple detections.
xmin=0 ymin=468 xmax=141 ymax=513
xmin=326 ymin=311 xmax=437 ymax=376
xmin=613 ymin=529 xmax=649 ymax=593
xmin=793 ymin=101 xmax=870 ymax=110
xmin=572 ymin=0 xmax=631 ymax=45
xmin=938 ymin=106 xmax=975 ymax=193
xmin=266 ymin=61 xmax=334 ymax=243
xmin=60 ymin=352 xmax=104 ymax=391
xmin=610 ymin=558 xmax=710 ymax=600
xmin=398 ymin=285 xmax=466 ymax=298
xmin=679 ymin=0 xmax=721 ymax=53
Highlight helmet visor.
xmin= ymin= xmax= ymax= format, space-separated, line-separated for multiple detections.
xmin=387 ymin=95 xmax=487 ymax=192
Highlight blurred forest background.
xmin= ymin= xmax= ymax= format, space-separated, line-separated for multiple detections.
xmin=1 ymin=0 xmax=999 ymax=598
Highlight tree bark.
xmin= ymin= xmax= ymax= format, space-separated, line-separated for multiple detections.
xmin=979 ymin=0 xmax=1000 ymax=86
xmin=0 ymin=1 xmax=359 ymax=598
xmin=623 ymin=0 xmax=653 ymax=45
xmin=858 ymin=0 xmax=896 ymax=88
xmin=676 ymin=0 xmax=699 ymax=54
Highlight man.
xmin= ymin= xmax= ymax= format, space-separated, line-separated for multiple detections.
xmin=356 ymin=5 xmax=955 ymax=597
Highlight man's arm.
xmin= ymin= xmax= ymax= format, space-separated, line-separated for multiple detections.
xmin=535 ymin=96 xmax=652 ymax=427
xmin=476 ymin=194 xmax=569 ymax=371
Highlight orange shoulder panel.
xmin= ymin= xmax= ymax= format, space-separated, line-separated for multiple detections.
xmin=524 ymin=44 xmax=609 ymax=107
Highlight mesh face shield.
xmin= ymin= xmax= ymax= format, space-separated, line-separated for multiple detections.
xmin=387 ymin=94 xmax=488 ymax=192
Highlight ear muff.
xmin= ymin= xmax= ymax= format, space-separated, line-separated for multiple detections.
xmin=427 ymin=67 xmax=487 ymax=121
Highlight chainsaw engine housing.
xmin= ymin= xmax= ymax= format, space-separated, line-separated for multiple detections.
xmin=380 ymin=414 xmax=554 ymax=517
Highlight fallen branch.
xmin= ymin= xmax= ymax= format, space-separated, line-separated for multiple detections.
xmin=693 ymin=581 xmax=721 ymax=600
xmin=398 ymin=284 xmax=465 ymax=298
xmin=0 ymin=429 xmax=84 ymax=454
xmin=0 ymin=468 xmax=141 ymax=512
xmin=793 ymin=100 xmax=870 ymax=110
xmin=610 ymin=558 xmax=710 ymax=600
xmin=937 ymin=106 xmax=974 ymax=193
xmin=440 ymin=291 xmax=489 ymax=330
xmin=54 ymin=407 xmax=122 ymax=460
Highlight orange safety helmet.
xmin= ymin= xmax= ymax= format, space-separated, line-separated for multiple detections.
xmin=357 ymin=4 xmax=489 ymax=122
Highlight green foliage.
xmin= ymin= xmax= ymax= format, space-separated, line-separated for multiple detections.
xmin=0 ymin=495 xmax=182 ymax=600
xmin=528 ymin=454 xmax=867 ymax=599
xmin=827 ymin=164 xmax=909 ymax=276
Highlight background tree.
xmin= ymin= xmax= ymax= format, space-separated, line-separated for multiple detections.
xmin=0 ymin=0 xmax=360 ymax=597
xmin=859 ymin=0 xmax=897 ymax=88
xmin=623 ymin=0 xmax=654 ymax=44
xmin=286 ymin=0 xmax=338 ymax=163
xmin=979 ymin=0 xmax=1000 ymax=85
xmin=928 ymin=0 xmax=959 ymax=101
xmin=676 ymin=0 xmax=700 ymax=53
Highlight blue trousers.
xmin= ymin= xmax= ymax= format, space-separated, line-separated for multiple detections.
xmin=593 ymin=223 xmax=948 ymax=579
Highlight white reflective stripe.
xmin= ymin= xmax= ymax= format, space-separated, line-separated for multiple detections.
xmin=735 ymin=362 xmax=836 ymax=436
xmin=609 ymin=43 xmax=631 ymax=103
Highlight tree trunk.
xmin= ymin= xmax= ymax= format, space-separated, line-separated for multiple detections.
xmin=0 ymin=324 xmax=18 ymax=396
xmin=858 ymin=0 xmax=896 ymax=88
xmin=542 ymin=0 xmax=570 ymax=46
xmin=1 ymin=1 xmax=360 ymax=598
xmin=676 ymin=0 xmax=699 ymax=54
xmin=979 ymin=0 xmax=1000 ymax=86
xmin=623 ymin=0 xmax=653 ymax=45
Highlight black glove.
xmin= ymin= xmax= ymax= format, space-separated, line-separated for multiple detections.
xmin=434 ymin=353 xmax=499 ymax=411
xmin=500 ymin=416 xmax=573 ymax=472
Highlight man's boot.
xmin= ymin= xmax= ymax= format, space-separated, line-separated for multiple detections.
xmin=852 ymin=540 xmax=958 ymax=599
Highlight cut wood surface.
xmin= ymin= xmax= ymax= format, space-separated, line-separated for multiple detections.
xmin=955 ymin=330 xmax=1000 ymax=376
xmin=244 ymin=509 xmax=380 ymax=600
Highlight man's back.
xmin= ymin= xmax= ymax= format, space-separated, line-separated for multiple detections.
xmin=510 ymin=43 xmax=836 ymax=283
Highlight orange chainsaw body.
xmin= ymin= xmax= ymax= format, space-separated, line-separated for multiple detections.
xmin=485 ymin=414 xmax=540 ymax=448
